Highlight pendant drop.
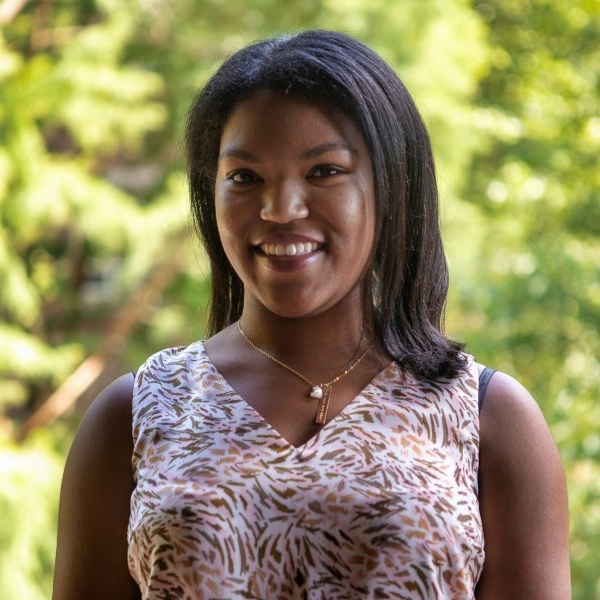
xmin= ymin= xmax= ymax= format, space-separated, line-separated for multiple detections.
xmin=310 ymin=386 xmax=323 ymax=399
xmin=314 ymin=387 xmax=331 ymax=425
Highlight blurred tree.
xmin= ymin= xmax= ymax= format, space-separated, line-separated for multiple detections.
xmin=0 ymin=431 xmax=64 ymax=600
xmin=0 ymin=0 xmax=189 ymax=421
xmin=445 ymin=1 xmax=600 ymax=595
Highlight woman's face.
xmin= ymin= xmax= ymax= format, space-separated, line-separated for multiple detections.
xmin=215 ymin=89 xmax=376 ymax=320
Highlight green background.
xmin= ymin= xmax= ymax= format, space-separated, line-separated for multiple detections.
xmin=0 ymin=0 xmax=598 ymax=597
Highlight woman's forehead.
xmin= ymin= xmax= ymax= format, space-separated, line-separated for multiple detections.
xmin=220 ymin=89 xmax=367 ymax=152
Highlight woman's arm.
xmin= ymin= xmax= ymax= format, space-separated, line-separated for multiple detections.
xmin=476 ymin=371 xmax=571 ymax=599
xmin=53 ymin=373 xmax=141 ymax=600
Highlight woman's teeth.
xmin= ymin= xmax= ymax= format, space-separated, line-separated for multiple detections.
xmin=260 ymin=242 xmax=320 ymax=256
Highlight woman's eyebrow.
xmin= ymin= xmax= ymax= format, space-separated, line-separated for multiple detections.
xmin=218 ymin=147 xmax=259 ymax=162
xmin=218 ymin=142 xmax=358 ymax=162
xmin=300 ymin=142 xmax=358 ymax=159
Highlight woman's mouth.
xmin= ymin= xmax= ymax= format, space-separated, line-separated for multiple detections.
xmin=259 ymin=242 xmax=321 ymax=256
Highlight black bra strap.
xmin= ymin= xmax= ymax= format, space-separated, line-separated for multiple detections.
xmin=478 ymin=367 xmax=496 ymax=412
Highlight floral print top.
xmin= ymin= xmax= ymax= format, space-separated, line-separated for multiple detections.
xmin=128 ymin=341 xmax=484 ymax=599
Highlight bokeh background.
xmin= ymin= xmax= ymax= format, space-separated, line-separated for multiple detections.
xmin=0 ymin=0 xmax=598 ymax=597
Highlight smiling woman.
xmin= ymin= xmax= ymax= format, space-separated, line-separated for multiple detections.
xmin=215 ymin=90 xmax=376 ymax=322
xmin=53 ymin=30 xmax=570 ymax=600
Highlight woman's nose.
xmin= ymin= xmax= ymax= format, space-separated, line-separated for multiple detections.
xmin=260 ymin=180 xmax=309 ymax=222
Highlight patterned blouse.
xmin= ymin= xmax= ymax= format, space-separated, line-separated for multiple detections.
xmin=128 ymin=342 xmax=484 ymax=599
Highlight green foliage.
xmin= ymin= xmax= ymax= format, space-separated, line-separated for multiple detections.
xmin=0 ymin=430 xmax=67 ymax=600
xmin=569 ymin=460 xmax=600 ymax=599
xmin=0 ymin=1 xmax=187 ymax=410
xmin=445 ymin=1 xmax=600 ymax=594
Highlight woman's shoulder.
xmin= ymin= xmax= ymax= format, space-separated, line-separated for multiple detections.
xmin=72 ymin=372 xmax=137 ymax=466
xmin=63 ymin=372 xmax=137 ymax=520
xmin=476 ymin=366 xmax=556 ymax=464
xmin=476 ymin=367 xmax=570 ymax=597
xmin=54 ymin=372 xmax=140 ymax=598
xmin=476 ymin=367 xmax=545 ymax=436
xmin=136 ymin=340 xmax=208 ymax=377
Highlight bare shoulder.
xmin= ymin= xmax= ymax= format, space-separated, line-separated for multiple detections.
xmin=60 ymin=373 xmax=136 ymax=490
xmin=476 ymin=369 xmax=571 ymax=599
xmin=53 ymin=373 xmax=141 ymax=599
xmin=478 ymin=369 xmax=559 ymax=458
xmin=71 ymin=373 xmax=135 ymax=452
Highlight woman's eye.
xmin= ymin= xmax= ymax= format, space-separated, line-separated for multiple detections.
xmin=309 ymin=165 xmax=346 ymax=178
xmin=226 ymin=170 xmax=259 ymax=184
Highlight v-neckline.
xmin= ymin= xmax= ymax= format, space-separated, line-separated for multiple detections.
xmin=197 ymin=341 xmax=397 ymax=450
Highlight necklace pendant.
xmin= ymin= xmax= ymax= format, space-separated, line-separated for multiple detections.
xmin=314 ymin=387 xmax=331 ymax=425
xmin=310 ymin=386 xmax=323 ymax=399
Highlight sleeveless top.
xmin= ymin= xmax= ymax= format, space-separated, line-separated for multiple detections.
xmin=127 ymin=342 xmax=485 ymax=599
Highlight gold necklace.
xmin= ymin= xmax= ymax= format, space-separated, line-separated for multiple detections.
xmin=237 ymin=321 xmax=372 ymax=425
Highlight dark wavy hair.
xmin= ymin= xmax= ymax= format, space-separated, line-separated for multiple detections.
xmin=185 ymin=29 xmax=466 ymax=380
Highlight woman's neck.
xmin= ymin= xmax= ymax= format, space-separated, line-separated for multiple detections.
xmin=237 ymin=298 xmax=374 ymax=374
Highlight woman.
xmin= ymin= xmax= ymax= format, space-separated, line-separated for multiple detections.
xmin=53 ymin=30 xmax=570 ymax=599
